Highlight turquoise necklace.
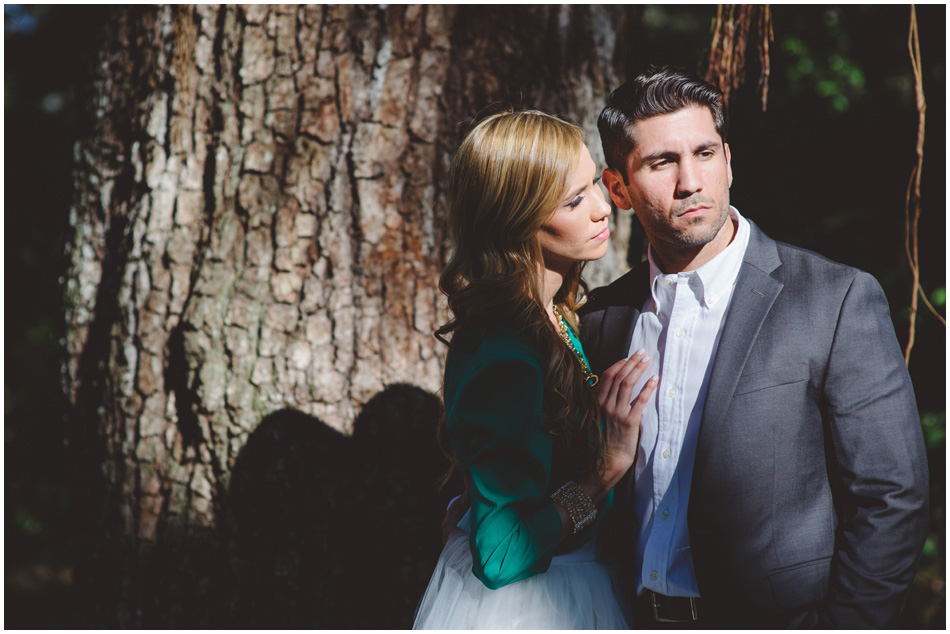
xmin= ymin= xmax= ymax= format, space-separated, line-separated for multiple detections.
xmin=552 ymin=305 xmax=599 ymax=387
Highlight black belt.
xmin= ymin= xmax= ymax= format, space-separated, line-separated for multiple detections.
xmin=636 ymin=590 xmax=700 ymax=623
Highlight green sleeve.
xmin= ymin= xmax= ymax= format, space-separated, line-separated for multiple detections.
xmin=447 ymin=347 xmax=564 ymax=590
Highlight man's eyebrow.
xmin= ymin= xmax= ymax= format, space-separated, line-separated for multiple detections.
xmin=638 ymin=149 xmax=674 ymax=165
xmin=694 ymin=140 xmax=721 ymax=153
xmin=638 ymin=140 xmax=722 ymax=165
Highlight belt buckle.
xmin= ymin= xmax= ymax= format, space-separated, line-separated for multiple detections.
xmin=651 ymin=592 xmax=699 ymax=623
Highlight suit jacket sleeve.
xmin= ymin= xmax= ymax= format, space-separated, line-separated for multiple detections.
xmin=818 ymin=271 xmax=929 ymax=627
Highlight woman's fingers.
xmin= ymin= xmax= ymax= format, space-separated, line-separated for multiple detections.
xmin=597 ymin=350 xmax=646 ymax=407
xmin=613 ymin=353 xmax=652 ymax=411
xmin=630 ymin=375 xmax=659 ymax=416
xmin=599 ymin=359 xmax=659 ymax=473
xmin=595 ymin=356 xmax=626 ymax=407
xmin=598 ymin=350 xmax=654 ymax=417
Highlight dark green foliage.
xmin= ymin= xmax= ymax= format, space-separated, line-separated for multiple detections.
xmin=5 ymin=4 xmax=112 ymax=626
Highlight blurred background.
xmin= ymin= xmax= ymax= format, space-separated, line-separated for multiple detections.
xmin=5 ymin=4 xmax=945 ymax=628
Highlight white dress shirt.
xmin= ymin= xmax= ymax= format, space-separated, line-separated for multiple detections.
xmin=628 ymin=207 xmax=751 ymax=597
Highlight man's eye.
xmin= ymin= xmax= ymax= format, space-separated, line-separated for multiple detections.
xmin=651 ymin=159 xmax=670 ymax=169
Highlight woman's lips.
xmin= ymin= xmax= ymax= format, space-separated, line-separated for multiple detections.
xmin=592 ymin=226 xmax=611 ymax=241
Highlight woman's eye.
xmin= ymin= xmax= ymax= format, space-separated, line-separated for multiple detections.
xmin=566 ymin=196 xmax=583 ymax=209
xmin=593 ymin=175 xmax=602 ymax=185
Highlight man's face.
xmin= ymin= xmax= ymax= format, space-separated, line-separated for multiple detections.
xmin=603 ymin=106 xmax=733 ymax=270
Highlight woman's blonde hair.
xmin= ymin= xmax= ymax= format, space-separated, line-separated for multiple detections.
xmin=436 ymin=109 xmax=604 ymax=485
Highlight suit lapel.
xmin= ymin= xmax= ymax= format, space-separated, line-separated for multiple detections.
xmin=694 ymin=223 xmax=784 ymax=476
xmin=599 ymin=305 xmax=639 ymax=369
xmin=595 ymin=264 xmax=650 ymax=373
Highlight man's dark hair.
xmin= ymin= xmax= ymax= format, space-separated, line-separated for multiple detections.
xmin=598 ymin=65 xmax=726 ymax=178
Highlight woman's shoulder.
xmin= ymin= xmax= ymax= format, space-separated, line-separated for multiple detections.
xmin=444 ymin=325 xmax=548 ymax=441
xmin=450 ymin=324 xmax=543 ymax=368
xmin=443 ymin=325 xmax=545 ymax=407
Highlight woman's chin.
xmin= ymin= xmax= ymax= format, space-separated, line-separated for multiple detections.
xmin=588 ymin=241 xmax=611 ymax=261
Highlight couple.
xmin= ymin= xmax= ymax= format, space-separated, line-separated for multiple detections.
xmin=413 ymin=66 xmax=929 ymax=629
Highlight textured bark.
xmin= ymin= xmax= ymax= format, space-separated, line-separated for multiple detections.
xmin=65 ymin=5 xmax=641 ymax=626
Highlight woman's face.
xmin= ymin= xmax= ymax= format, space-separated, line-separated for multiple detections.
xmin=538 ymin=145 xmax=611 ymax=274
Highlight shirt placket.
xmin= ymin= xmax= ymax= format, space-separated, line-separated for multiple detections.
xmin=644 ymin=274 xmax=697 ymax=592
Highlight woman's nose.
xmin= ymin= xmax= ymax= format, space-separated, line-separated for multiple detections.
xmin=592 ymin=190 xmax=611 ymax=220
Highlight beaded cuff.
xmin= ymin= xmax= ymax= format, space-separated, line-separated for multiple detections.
xmin=550 ymin=481 xmax=598 ymax=534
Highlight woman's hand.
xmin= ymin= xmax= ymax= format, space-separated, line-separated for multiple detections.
xmin=595 ymin=349 xmax=658 ymax=481
xmin=441 ymin=476 xmax=471 ymax=544
xmin=550 ymin=351 xmax=657 ymax=540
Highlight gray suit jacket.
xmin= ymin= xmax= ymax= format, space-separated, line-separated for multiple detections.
xmin=580 ymin=221 xmax=929 ymax=628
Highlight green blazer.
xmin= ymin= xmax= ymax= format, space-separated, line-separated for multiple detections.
xmin=444 ymin=325 xmax=610 ymax=590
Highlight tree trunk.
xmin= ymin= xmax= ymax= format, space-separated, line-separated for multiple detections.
xmin=65 ymin=4 xmax=640 ymax=627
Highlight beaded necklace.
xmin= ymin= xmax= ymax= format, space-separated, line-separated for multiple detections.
xmin=552 ymin=305 xmax=599 ymax=387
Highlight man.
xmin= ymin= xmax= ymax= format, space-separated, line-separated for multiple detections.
xmin=580 ymin=66 xmax=929 ymax=628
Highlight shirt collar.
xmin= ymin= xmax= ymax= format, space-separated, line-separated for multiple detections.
xmin=647 ymin=206 xmax=751 ymax=310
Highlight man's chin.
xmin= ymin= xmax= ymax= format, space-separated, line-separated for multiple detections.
xmin=669 ymin=229 xmax=721 ymax=250
xmin=673 ymin=214 xmax=730 ymax=247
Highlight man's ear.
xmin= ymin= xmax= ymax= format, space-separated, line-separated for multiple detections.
xmin=724 ymin=142 xmax=733 ymax=188
xmin=602 ymin=168 xmax=632 ymax=210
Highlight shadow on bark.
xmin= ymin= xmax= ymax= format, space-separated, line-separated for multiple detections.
xmin=227 ymin=383 xmax=455 ymax=628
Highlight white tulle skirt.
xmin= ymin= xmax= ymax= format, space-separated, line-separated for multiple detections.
xmin=413 ymin=513 xmax=630 ymax=629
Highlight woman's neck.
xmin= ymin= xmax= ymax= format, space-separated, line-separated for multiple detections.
xmin=542 ymin=266 xmax=565 ymax=328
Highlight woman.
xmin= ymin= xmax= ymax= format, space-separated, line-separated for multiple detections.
xmin=413 ymin=110 xmax=657 ymax=629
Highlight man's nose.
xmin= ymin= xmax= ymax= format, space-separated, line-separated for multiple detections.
xmin=675 ymin=161 xmax=703 ymax=199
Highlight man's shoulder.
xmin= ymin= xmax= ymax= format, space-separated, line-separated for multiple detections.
xmin=749 ymin=222 xmax=869 ymax=289
xmin=771 ymin=239 xmax=871 ymax=291
xmin=580 ymin=262 xmax=649 ymax=316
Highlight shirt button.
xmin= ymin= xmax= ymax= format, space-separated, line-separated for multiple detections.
xmin=661 ymin=510 xmax=670 ymax=519
xmin=650 ymin=571 xmax=659 ymax=580
xmin=675 ymin=328 xmax=685 ymax=338
xmin=662 ymin=449 xmax=671 ymax=459
xmin=664 ymin=278 xmax=674 ymax=287
xmin=667 ymin=387 xmax=677 ymax=398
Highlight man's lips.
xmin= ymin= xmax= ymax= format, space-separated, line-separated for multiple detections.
xmin=678 ymin=205 xmax=710 ymax=218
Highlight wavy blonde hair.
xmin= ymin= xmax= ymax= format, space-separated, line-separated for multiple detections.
xmin=436 ymin=109 xmax=604 ymax=485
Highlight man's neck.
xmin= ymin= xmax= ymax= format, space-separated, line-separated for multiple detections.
xmin=651 ymin=214 xmax=738 ymax=274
